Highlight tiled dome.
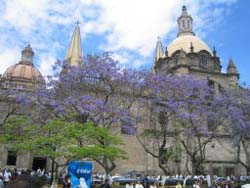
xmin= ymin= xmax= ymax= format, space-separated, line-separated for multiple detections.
xmin=3 ymin=63 xmax=44 ymax=83
xmin=2 ymin=45 xmax=45 ymax=90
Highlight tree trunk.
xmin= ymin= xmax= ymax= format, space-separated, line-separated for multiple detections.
xmin=55 ymin=163 xmax=59 ymax=181
xmin=185 ymin=156 xmax=191 ymax=175
xmin=191 ymin=161 xmax=196 ymax=175
xmin=247 ymin=168 xmax=250 ymax=176
xmin=191 ymin=158 xmax=203 ymax=175
xmin=104 ymin=157 xmax=116 ymax=175
xmin=241 ymin=140 xmax=250 ymax=175
xmin=158 ymin=158 xmax=170 ymax=175
xmin=50 ymin=158 xmax=55 ymax=185
xmin=95 ymin=156 xmax=117 ymax=176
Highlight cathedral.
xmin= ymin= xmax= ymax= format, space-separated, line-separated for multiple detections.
xmin=153 ymin=5 xmax=239 ymax=90
xmin=0 ymin=6 xmax=244 ymax=176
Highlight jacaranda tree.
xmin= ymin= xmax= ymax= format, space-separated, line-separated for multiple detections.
xmin=136 ymin=73 xmax=225 ymax=175
xmin=224 ymin=88 xmax=250 ymax=175
xmin=17 ymin=51 xmax=248 ymax=176
xmin=22 ymin=53 xmax=143 ymax=174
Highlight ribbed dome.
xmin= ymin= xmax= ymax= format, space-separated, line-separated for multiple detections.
xmin=3 ymin=63 xmax=44 ymax=83
xmin=167 ymin=35 xmax=212 ymax=57
xmin=2 ymin=45 xmax=45 ymax=90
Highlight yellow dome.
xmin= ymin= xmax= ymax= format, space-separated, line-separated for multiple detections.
xmin=167 ymin=35 xmax=212 ymax=56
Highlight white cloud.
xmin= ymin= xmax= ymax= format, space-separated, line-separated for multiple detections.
xmin=112 ymin=52 xmax=131 ymax=65
xmin=90 ymin=0 xmax=182 ymax=56
xmin=38 ymin=55 xmax=57 ymax=78
xmin=0 ymin=48 xmax=20 ymax=75
xmin=0 ymin=0 xmax=238 ymax=75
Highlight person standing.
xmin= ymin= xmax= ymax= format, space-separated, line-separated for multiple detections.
xmin=142 ymin=175 xmax=149 ymax=188
xmin=63 ymin=175 xmax=72 ymax=188
xmin=193 ymin=181 xmax=200 ymax=188
xmin=0 ymin=169 xmax=3 ymax=180
xmin=0 ymin=178 xmax=4 ymax=188
xmin=206 ymin=174 xmax=212 ymax=188
xmin=176 ymin=181 xmax=182 ymax=188
xmin=126 ymin=182 xmax=134 ymax=188
xmin=150 ymin=182 xmax=157 ymax=188
xmin=158 ymin=182 xmax=164 ymax=188
xmin=135 ymin=181 xmax=144 ymax=188
xmin=100 ymin=179 xmax=111 ymax=188
xmin=3 ymin=169 xmax=11 ymax=186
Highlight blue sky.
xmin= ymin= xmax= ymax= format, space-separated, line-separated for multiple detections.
xmin=0 ymin=0 xmax=249 ymax=85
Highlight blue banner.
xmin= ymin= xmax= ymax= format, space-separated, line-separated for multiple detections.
xmin=68 ymin=161 xmax=93 ymax=188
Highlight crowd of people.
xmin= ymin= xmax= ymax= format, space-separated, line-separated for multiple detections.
xmin=0 ymin=168 xmax=51 ymax=188
xmin=0 ymin=168 xmax=249 ymax=188
xmin=118 ymin=174 xmax=250 ymax=188
xmin=122 ymin=179 xmax=244 ymax=188
xmin=0 ymin=168 xmax=53 ymax=183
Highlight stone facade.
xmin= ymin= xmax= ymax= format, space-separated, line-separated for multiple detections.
xmin=150 ymin=5 xmax=242 ymax=176
xmin=0 ymin=5 xmax=246 ymax=176
xmin=0 ymin=45 xmax=48 ymax=171
xmin=109 ymin=5 xmax=243 ymax=176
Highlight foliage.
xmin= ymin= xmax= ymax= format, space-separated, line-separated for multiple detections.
xmin=3 ymin=115 xmax=126 ymax=179
xmin=15 ymin=52 xmax=250 ymax=176
xmin=0 ymin=116 xmax=31 ymax=148
xmin=13 ymin=118 xmax=126 ymax=162
xmin=19 ymin=53 xmax=142 ymax=173
xmin=224 ymin=88 xmax=250 ymax=174
xmin=0 ymin=89 xmax=24 ymax=128
xmin=136 ymin=73 xmax=228 ymax=175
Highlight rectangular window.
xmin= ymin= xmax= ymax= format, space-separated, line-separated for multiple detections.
xmin=187 ymin=20 xmax=190 ymax=28
xmin=7 ymin=151 xmax=17 ymax=166
xmin=182 ymin=20 xmax=186 ymax=29
xmin=200 ymin=54 xmax=208 ymax=68
xmin=207 ymin=114 xmax=216 ymax=131
xmin=225 ymin=167 xmax=234 ymax=176
xmin=212 ymin=167 xmax=221 ymax=176
xmin=158 ymin=111 xmax=168 ymax=125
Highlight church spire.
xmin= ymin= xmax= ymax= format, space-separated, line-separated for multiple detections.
xmin=227 ymin=58 xmax=238 ymax=75
xmin=177 ymin=5 xmax=195 ymax=37
xmin=66 ymin=21 xmax=83 ymax=66
xmin=154 ymin=37 xmax=164 ymax=63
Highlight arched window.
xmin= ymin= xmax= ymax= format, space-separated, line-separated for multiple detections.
xmin=158 ymin=111 xmax=168 ymax=126
xmin=187 ymin=20 xmax=190 ymax=29
xmin=173 ymin=52 xmax=180 ymax=64
xmin=200 ymin=53 xmax=208 ymax=68
xmin=182 ymin=20 xmax=185 ymax=29
xmin=208 ymin=80 xmax=215 ymax=89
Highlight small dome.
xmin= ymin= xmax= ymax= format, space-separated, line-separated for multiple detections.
xmin=3 ymin=64 xmax=44 ymax=83
xmin=167 ymin=35 xmax=212 ymax=57
xmin=2 ymin=45 xmax=45 ymax=90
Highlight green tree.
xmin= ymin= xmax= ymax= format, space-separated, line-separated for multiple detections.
xmin=7 ymin=118 xmax=126 ymax=182
xmin=66 ymin=121 xmax=127 ymax=174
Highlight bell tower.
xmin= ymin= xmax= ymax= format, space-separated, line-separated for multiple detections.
xmin=177 ymin=6 xmax=195 ymax=37
xmin=20 ymin=44 xmax=34 ymax=65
